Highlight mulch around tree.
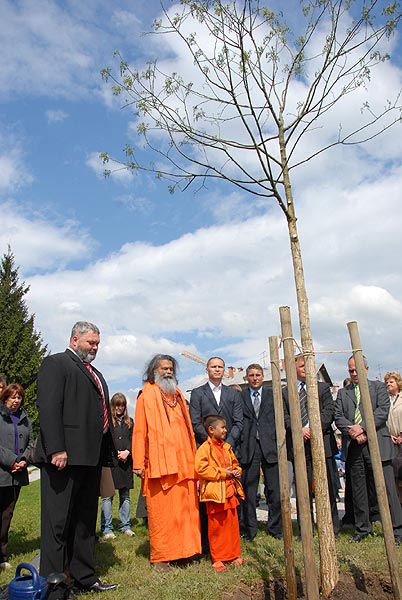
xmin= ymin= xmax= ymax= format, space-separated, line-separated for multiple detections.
xmin=223 ymin=572 xmax=394 ymax=600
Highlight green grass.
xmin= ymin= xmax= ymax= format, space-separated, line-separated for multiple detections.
xmin=0 ymin=476 xmax=398 ymax=599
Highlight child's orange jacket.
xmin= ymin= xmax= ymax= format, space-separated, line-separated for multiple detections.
xmin=195 ymin=437 xmax=245 ymax=503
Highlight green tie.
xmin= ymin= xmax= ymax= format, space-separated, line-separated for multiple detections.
xmin=354 ymin=384 xmax=362 ymax=424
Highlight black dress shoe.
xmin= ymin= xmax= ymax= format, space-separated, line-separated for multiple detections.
xmin=74 ymin=580 xmax=118 ymax=594
xmin=242 ymin=534 xmax=256 ymax=542
xmin=349 ymin=533 xmax=369 ymax=543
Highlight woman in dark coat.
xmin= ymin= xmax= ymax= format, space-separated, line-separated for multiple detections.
xmin=0 ymin=383 xmax=34 ymax=568
xmin=100 ymin=393 xmax=134 ymax=538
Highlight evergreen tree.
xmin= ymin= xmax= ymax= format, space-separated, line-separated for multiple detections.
xmin=0 ymin=247 xmax=48 ymax=432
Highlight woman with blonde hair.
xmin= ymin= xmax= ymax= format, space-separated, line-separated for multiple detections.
xmin=385 ymin=371 xmax=402 ymax=503
xmin=100 ymin=392 xmax=135 ymax=538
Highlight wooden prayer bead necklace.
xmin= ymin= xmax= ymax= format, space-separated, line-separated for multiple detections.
xmin=160 ymin=389 xmax=178 ymax=407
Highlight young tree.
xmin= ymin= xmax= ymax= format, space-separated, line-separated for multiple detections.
xmin=0 ymin=248 xmax=48 ymax=432
xmin=101 ymin=1 xmax=402 ymax=593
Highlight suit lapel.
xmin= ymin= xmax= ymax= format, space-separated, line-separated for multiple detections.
xmin=66 ymin=349 xmax=102 ymax=393
xmin=203 ymin=383 xmax=220 ymax=411
xmin=242 ymin=389 xmax=254 ymax=417
xmin=258 ymin=389 xmax=269 ymax=418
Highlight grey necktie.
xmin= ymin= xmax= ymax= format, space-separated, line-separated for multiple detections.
xmin=253 ymin=390 xmax=260 ymax=418
xmin=299 ymin=382 xmax=308 ymax=427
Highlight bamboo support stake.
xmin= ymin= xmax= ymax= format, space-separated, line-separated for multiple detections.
xmin=280 ymin=307 xmax=319 ymax=600
xmin=347 ymin=321 xmax=402 ymax=600
xmin=269 ymin=336 xmax=297 ymax=600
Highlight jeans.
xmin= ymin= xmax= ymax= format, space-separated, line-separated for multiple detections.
xmin=101 ymin=488 xmax=131 ymax=533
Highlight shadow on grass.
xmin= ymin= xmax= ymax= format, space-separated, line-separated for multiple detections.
xmin=134 ymin=539 xmax=150 ymax=559
xmin=8 ymin=529 xmax=40 ymax=558
xmin=95 ymin=541 xmax=120 ymax=575
xmin=343 ymin=558 xmax=367 ymax=594
xmin=241 ymin=523 xmax=304 ymax=599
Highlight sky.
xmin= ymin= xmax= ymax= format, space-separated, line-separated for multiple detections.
xmin=1 ymin=0 xmax=402 ymax=410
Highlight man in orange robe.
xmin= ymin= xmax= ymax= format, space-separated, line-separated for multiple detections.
xmin=133 ymin=354 xmax=201 ymax=569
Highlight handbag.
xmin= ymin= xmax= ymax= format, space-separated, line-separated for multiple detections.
xmin=99 ymin=467 xmax=115 ymax=497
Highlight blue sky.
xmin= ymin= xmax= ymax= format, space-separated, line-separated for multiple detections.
xmin=2 ymin=0 xmax=402 ymax=410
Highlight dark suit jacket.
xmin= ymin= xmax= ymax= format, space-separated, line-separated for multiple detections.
xmin=189 ymin=382 xmax=243 ymax=452
xmin=35 ymin=349 xmax=115 ymax=466
xmin=240 ymin=387 xmax=278 ymax=465
xmin=335 ymin=379 xmax=393 ymax=462
xmin=283 ymin=381 xmax=337 ymax=459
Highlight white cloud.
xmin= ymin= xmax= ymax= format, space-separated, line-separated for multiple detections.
xmin=0 ymin=132 xmax=33 ymax=193
xmin=0 ymin=0 xmax=152 ymax=102
xmin=0 ymin=202 xmax=94 ymax=272
xmin=46 ymin=109 xmax=69 ymax=123
xmin=19 ymin=154 xmax=402 ymax=389
xmin=113 ymin=194 xmax=152 ymax=214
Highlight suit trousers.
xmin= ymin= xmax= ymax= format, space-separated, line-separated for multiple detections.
xmin=39 ymin=463 xmax=102 ymax=586
xmin=295 ymin=449 xmax=340 ymax=535
xmin=242 ymin=441 xmax=282 ymax=538
xmin=347 ymin=440 xmax=402 ymax=536
xmin=0 ymin=486 xmax=20 ymax=563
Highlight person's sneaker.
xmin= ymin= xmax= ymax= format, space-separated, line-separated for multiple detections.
xmin=122 ymin=529 xmax=135 ymax=537
xmin=102 ymin=532 xmax=116 ymax=540
xmin=0 ymin=562 xmax=11 ymax=569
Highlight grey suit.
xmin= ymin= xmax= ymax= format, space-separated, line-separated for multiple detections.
xmin=335 ymin=380 xmax=402 ymax=536
xmin=240 ymin=387 xmax=282 ymax=539
xmin=189 ymin=382 xmax=243 ymax=455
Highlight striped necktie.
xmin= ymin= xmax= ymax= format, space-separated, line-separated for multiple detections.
xmin=84 ymin=362 xmax=109 ymax=431
xmin=354 ymin=384 xmax=362 ymax=424
xmin=299 ymin=382 xmax=308 ymax=427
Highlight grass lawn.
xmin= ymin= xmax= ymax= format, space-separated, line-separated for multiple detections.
xmin=0 ymin=476 xmax=398 ymax=599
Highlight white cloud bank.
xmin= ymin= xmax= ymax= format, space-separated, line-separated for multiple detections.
xmin=6 ymin=158 xmax=399 ymax=401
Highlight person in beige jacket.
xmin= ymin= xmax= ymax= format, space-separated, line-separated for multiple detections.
xmin=385 ymin=371 xmax=402 ymax=503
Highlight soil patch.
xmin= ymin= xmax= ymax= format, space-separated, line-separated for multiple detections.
xmin=223 ymin=572 xmax=394 ymax=600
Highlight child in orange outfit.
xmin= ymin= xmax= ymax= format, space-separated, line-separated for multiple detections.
xmin=195 ymin=415 xmax=246 ymax=572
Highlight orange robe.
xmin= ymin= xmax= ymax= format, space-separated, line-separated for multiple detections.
xmin=133 ymin=382 xmax=201 ymax=563
xmin=195 ymin=438 xmax=243 ymax=563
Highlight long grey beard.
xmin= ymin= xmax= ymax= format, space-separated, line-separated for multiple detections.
xmin=155 ymin=372 xmax=177 ymax=395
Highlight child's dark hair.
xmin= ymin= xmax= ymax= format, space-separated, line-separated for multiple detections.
xmin=202 ymin=414 xmax=226 ymax=433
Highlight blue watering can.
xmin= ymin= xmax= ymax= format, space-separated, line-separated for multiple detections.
xmin=8 ymin=563 xmax=47 ymax=600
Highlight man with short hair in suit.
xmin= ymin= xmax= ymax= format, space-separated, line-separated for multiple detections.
xmin=335 ymin=355 xmax=402 ymax=543
xmin=35 ymin=321 xmax=117 ymax=598
xmin=240 ymin=363 xmax=282 ymax=542
xmin=283 ymin=354 xmax=340 ymax=535
xmin=190 ymin=356 xmax=243 ymax=552
xmin=190 ymin=356 xmax=243 ymax=456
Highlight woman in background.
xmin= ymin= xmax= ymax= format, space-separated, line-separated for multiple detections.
xmin=0 ymin=383 xmax=33 ymax=568
xmin=100 ymin=393 xmax=135 ymax=539
xmin=385 ymin=371 xmax=402 ymax=503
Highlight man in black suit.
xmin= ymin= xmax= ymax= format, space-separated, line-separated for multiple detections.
xmin=283 ymin=355 xmax=339 ymax=535
xmin=35 ymin=321 xmax=117 ymax=598
xmin=335 ymin=355 xmax=402 ymax=543
xmin=240 ymin=363 xmax=282 ymax=541
xmin=190 ymin=356 xmax=243 ymax=552
xmin=190 ymin=356 xmax=243 ymax=455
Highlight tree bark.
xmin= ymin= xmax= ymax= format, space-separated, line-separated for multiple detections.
xmin=279 ymin=120 xmax=338 ymax=593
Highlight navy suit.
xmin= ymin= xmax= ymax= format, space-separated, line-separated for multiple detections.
xmin=240 ymin=386 xmax=282 ymax=538
xmin=335 ymin=380 xmax=402 ymax=536
xmin=283 ymin=381 xmax=339 ymax=534
xmin=189 ymin=382 xmax=243 ymax=455
xmin=35 ymin=349 xmax=115 ymax=586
